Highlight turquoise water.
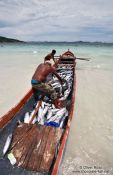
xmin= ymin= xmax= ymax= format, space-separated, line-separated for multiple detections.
xmin=0 ymin=43 xmax=113 ymax=71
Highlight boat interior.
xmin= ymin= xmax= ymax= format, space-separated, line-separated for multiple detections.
xmin=0 ymin=56 xmax=75 ymax=174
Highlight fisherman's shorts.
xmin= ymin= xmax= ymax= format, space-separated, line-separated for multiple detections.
xmin=31 ymin=79 xmax=57 ymax=100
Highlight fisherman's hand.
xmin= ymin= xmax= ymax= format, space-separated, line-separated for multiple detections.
xmin=47 ymin=80 xmax=53 ymax=87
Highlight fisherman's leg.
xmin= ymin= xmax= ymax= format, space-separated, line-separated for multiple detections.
xmin=32 ymin=88 xmax=42 ymax=101
xmin=34 ymin=83 xmax=58 ymax=100
xmin=32 ymin=83 xmax=50 ymax=100
xmin=32 ymin=84 xmax=44 ymax=101
xmin=42 ymin=83 xmax=58 ymax=100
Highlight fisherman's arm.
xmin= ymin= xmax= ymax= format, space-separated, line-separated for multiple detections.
xmin=51 ymin=55 xmax=55 ymax=64
xmin=53 ymin=55 xmax=62 ymax=66
xmin=51 ymin=66 xmax=66 ymax=84
xmin=53 ymin=71 xmax=66 ymax=85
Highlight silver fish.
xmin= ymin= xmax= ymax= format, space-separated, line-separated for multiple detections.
xmin=51 ymin=108 xmax=60 ymax=114
xmin=59 ymin=96 xmax=66 ymax=100
xmin=44 ymin=102 xmax=52 ymax=107
xmin=59 ymin=116 xmax=67 ymax=128
xmin=3 ymin=134 xmax=12 ymax=156
xmin=47 ymin=108 xmax=67 ymax=123
xmin=24 ymin=111 xmax=37 ymax=124
xmin=59 ymin=110 xmax=68 ymax=128
xmin=46 ymin=110 xmax=52 ymax=120
xmin=37 ymin=107 xmax=44 ymax=122
xmin=53 ymin=77 xmax=58 ymax=81
xmin=24 ymin=112 xmax=30 ymax=123
xmin=52 ymin=104 xmax=55 ymax=108
xmin=43 ymin=106 xmax=48 ymax=115
xmin=38 ymin=117 xmax=45 ymax=125
xmin=41 ymin=101 xmax=46 ymax=108
xmin=55 ymin=108 xmax=67 ymax=116
xmin=37 ymin=106 xmax=48 ymax=124
xmin=51 ymin=82 xmax=60 ymax=87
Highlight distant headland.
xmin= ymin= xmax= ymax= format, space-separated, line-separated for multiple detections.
xmin=0 ymin=36 xmax=25 ymax=43
xmin=0 ymin=36 xmax=113 ymax=45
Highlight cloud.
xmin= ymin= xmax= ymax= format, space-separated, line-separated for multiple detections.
xmin=0 ymin=0 xmax=113 ymax=41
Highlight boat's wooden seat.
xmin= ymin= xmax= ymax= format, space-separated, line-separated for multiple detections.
xmin=10 ymin=123 xmax=63 ymax=173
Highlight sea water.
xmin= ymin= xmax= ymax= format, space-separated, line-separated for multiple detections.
xmin=0 ymin=42 xmax=113 ymax=174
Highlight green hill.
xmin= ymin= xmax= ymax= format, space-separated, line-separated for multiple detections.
xmin=0 ymin=36 xmax=24 ymax=43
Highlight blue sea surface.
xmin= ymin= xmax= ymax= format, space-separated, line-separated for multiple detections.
xmin=0 ymin=42 xmax=113 ymax=71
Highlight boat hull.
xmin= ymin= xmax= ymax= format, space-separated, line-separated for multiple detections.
xmin=0 ymin=50 xmax=76 ymax=175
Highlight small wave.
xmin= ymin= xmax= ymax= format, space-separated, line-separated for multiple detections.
xmin=33 ymin=51 xmax=37 ymax=54
xmin=96 ymin=64 xmax=101 ymax=69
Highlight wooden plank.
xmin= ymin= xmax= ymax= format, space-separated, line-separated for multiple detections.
xmin=39 ymin=127 xmax=55 ymax=172
xmin=21 ymin=127 xmax=38 ymax=169
xmin=17 ymin=125 xmax=37 ymax=167
xmin=11 ymin=124 xmax=36 ymax=164
xmin=10 ymin=124 xmax=63 ymax=173
xmin=34 ymin=126 xmax=51 ymax=172
xmin=39 ymin=127 xmax=62 ymax=172
xmin=11 ymin=124 xmax=32 ymax=149
xmin=26 ymin=125 xmax=47 ymax=171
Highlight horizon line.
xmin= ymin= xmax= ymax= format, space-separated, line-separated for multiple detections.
xmin=26 ymin=41 xmax=113 ymax=44
xmin=1 ymin=36 xmax=113 ymax=44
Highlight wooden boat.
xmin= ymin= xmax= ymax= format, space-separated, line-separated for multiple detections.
xmin=0 ymin=50 xmax=76 ymax=175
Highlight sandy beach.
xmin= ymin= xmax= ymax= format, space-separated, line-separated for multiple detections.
xmin=0 ymin=54 xmax=42 ymax=117
xmin=60 ymin=69 xmax=113 ymax=174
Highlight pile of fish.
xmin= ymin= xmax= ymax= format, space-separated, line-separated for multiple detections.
xmin=24 ymin=65 xmax=73 ymax=128
xmin=24 ymin=102 xmax=68 ymax=128
xmin=54 ymin=65 xmax=73 ymax=100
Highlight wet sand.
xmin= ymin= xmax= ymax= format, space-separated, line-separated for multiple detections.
xmin=60 ymin=69 xmax=113 ymax=175
xmin=0 ymin=54 xmax=42 ymax=117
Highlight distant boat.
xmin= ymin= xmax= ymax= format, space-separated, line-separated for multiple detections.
xmin=0 ymin=50 xmax=76 ymax=175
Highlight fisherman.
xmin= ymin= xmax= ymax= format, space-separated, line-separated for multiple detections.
xmin=44 ymin=50 xmax=56 ymax=64
xmin=31 ymin=61 xmax=67 ymax=108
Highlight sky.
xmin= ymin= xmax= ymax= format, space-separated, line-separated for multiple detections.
xmin=0 ymin=0 xmax=113 ymax=42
